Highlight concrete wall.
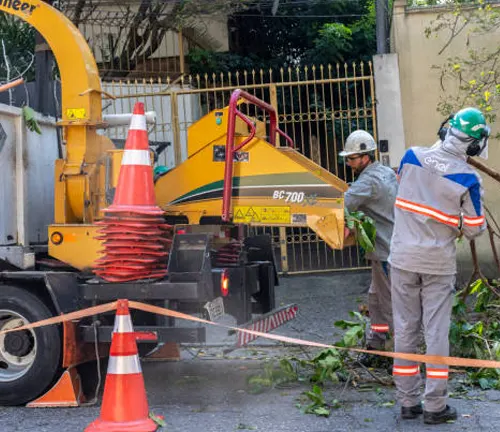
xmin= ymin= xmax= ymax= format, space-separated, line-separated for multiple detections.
xmin=391 ymin=0 xmax=500 ymax=276
xmin=0 ymin=104 xmax=58 ymax=247
xmin=373 ymin=53 xmax=406 ymax=168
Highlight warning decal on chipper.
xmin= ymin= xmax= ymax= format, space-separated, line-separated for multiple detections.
xmin=66 ymin=108 xmax=87 ymax=119
xmin=233 ymin=206 xmax=291 ymax=224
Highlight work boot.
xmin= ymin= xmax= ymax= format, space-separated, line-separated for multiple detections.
xmin=401 ymin=403 xmax=423 ymax=419
xmin=358 ymin=347 xmax=391 ymax=369
xmin=423 ymin=405 xmax=457 ymax=425
xmin=357 ymin=348 xmax=379 ymax=368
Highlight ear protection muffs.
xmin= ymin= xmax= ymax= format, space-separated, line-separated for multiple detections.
xmin=437 ymin=113 xmax=490 ymax=157
xmin=437 ymin=114 xmax=454 ymax=142
xmin=465 ymin=126 xmax=490 ymax=156
xmin=466 ymin=139 xmax=481 ymax=157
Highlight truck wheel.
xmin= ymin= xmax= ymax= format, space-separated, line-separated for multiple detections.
xmin=0 ymin=285 xmax=61 ymax=406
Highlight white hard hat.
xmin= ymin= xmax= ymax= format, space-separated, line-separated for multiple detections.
xmin=339 ymin=130 xmax=377 ymax=157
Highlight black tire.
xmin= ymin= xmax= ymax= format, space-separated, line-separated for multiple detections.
xmin=0 ymin=285 xmax=61 ymax=406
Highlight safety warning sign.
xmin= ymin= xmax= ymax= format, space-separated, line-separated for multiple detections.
xmin=66 ymin=108 xmax=87 ymax=120
xmin=233 ymin=206 xmax=291 ymax=224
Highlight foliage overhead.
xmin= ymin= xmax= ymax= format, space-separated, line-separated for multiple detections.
xmin=425 ymin=0 xmax=500 ymax=124
xmin=0 ymin=14 xmax=35 ymax=82
xmin=188 ymin=0 xmax=376 ymax=75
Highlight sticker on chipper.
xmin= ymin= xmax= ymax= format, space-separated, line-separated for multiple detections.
xmin=66 ymin=108 xmax=87 ymax=119
xmin=233 ymin=206 xmax=291 ymax=224
xmin=272 ymin=190 xmax=305 ymax=203
xmin=204 ymin=297 xmax=225 ymax=322
xmin=292 ymin=213 xmax=307 ymax=225
xmin=213 ymin=145 xmax=249 ymax=162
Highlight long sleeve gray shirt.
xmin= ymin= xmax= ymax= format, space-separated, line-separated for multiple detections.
xmin=389 ymin=134 xmax=486 ymax=275
xmin=344 ymin=162 xmax=398 ymax=261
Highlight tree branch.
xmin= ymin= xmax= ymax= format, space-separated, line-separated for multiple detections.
xmin=467 ymin=157 xmax=500 ymax=184
xmin=487 ymin=222 xmax=500 ymax=273
xmin=461 ymin=240 xmax=500 ymax=302
xmin=438 ymin=14 xmax=469 ymax=56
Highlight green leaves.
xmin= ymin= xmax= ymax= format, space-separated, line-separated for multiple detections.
xmin=450 ymin=279 xmax=500 ymax=390
xmin=308 ymin=23 xmax=354 ymax=64
xmin=345 ymin=209 xmax=377 ymax=253
xmin=309 ymin=348 xmax=343 ymax=384
xmin=149 ymin=412 xmax=166 ymax=427
xmin=303 ymin=385 xmax=341 ymax=417
xmin=334 ymin=311 xmax=367 ymax=348
xmin=22 ymin=106 xmax=42 ymax=135
xmin=0 ymin=14 xmax=35 ymax=82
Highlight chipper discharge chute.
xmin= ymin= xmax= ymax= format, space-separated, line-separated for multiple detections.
xmin=155 ymin=89 xmax=350 ymax=250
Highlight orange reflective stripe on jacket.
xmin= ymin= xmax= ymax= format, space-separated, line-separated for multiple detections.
xmin=395 ymin=198 xmax=484 ymax=228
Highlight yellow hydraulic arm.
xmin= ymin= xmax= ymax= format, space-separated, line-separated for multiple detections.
xmin=0 ymin=0 xmax=114 ymax=224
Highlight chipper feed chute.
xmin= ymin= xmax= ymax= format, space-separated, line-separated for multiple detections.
xmin=155 ymin=89 xmax=351 ymax=251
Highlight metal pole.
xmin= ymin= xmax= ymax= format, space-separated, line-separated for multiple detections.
xmin=34 ymin=0 xmax=55 ymax=116
xmin=376 ymin=0 xmax=388 ymax=54
xmin=178 ymin=27 xmax=185 ymax=76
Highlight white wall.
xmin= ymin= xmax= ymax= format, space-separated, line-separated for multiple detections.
xmin=391 ymin=0 xmax=500 ymax=276
xmin=0 ymin=104 xmax=58 ymax=246
xmin=373 ymin=53 xmax=406 ymax=168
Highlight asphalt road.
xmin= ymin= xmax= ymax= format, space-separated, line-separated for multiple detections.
xmin=1 ymin=272 xmax=500 ymax=432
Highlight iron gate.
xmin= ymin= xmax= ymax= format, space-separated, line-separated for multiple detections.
xmin=101 ymin=63 xmax=376 ymax=274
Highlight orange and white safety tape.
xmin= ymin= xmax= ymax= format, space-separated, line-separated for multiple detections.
xmin=1 ymin=300 xmax=500 ymax=369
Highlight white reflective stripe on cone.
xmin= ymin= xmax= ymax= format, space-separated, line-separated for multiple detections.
xmin=113 ymin=315 xmax=134 ymax=333
xmin=121 ymin=149 xmax=151 ymax=166
xmin=108 ymin=355 xmax=142 ymax=374
xmin=129 ymin=114 xmax=147 ymax=131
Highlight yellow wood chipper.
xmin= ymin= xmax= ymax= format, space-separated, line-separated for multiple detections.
xmin=0 ymin=0 xmax=350 ymax=406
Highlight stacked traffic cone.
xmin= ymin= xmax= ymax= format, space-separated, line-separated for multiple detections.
xmin=93 ymin=102 xmax=172 ymax=282
xmin=86 ymin=300 xmax=159 ymax=432
xmin=215 ymin=240 xmax=244 ymax=267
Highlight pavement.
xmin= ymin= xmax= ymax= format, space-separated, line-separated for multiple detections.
xmin=1 ymin=272 xmax=500 ymax=431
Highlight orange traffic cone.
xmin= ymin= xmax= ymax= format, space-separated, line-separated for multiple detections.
xmin=85 ymin=300 xmax=159 ymax=432
xmin=93 ymin=102 xmax=172 ymax=282
xmin=105 ymin=102 xmax=163 ymax=215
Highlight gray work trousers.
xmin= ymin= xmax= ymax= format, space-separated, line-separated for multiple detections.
xmin=365 ymin=260 xmax=393 ymax=350
xmin=391 ymin=267 xmax=455 ymax=413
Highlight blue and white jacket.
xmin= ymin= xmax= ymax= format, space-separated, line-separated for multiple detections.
xmin=389 ymin=132 xmax=486 ymax=275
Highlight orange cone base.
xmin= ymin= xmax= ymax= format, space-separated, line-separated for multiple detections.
xmin=86 ymin=372 xmax=158 ymax=431
xmin=85 ymin=418 xmax=158 ymax=432
xmin=27 ymin=368 xmax=82 ymax=408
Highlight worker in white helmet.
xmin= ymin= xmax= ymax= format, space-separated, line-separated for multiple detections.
xmin=340 ymin=130 xmax=398 ymax=364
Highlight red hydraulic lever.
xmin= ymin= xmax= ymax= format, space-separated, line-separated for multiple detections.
xmin=221 ymin=89 xmax=294 ymax=222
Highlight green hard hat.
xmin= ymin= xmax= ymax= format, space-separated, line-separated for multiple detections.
xmin=449 ymin=107 xmax=489 ymax=140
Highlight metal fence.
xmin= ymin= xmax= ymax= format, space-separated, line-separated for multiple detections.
xmin=101 ymin=63 xmax=375 ymax=274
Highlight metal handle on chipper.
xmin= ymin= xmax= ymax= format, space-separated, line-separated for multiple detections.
xmin=221 ymin=89 xmax=294 ymax=222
